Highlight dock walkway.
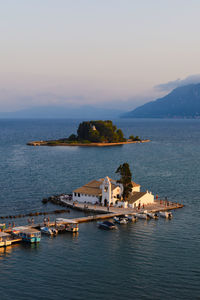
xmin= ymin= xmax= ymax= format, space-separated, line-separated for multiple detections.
xmin=4 ymin=199 xmax=184 ymax=232
xmin=50 ymin=198 xmax=184 ymax=224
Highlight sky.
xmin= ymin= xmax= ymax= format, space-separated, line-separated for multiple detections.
xmin=1 ymin=0 xmax=200 ymax=112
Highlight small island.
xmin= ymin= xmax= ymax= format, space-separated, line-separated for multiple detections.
xmin=27 ymin=120 xmax=150 ymax=147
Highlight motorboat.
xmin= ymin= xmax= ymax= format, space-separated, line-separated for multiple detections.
xmin=148 ymin=212 xmax=159 ymax=219
xmin=40 ymin=227 xmax=54 ymax=235
xmin=12 ymin=226 xmax=41 ymax=243
xmin=144 ymin=211 xmax=159 ymax=219
xmin=0 ymin=232 xmax=12 ymax=247
xmin=55 ymin=223 xmax=66 ymax=233
xmin=124 ymin=215 xmax=138 ymax=222
xmin=65 ymin=223 xmax=79 ymax=233
xmin=159 ymin=211 xmax=173 ymax=219
xmin=51 ymin=228 xmax=58 ymax=235
xmin=56 ymin=218 xmax=79 ymax=233
xmin=113 ymin=217 xmax=128 ymax=224
xmin=98 ymin=221 xmax=116 ymax=230
xmin=133 ymin=213 xmax=150 ymax=220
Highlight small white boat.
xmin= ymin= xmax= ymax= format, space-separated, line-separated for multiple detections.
xmin=159 ymin=211 xmax=173 ymax=219
xmin=113 ymin=217 xmax=128 ymax=224
xmin=56 ymin=218 xmax=79 ymax=233
xmin=51 ymin=228 xmax=58 ymax=235
xmin=40 ymin=227 xmax=54 ymax=235
xmin=145 ymin=212 xmax=159 ymax=219
xmin=134 ymin=213 xmax=150 ymax=220
xmin=0 ymin=232 xmax=12 ymax=247
xmin=124 ymin=215 xmax=138 ymax=222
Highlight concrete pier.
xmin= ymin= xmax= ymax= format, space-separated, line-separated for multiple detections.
xmin=4 ymin=198 xmax=184 ymax=232
xmin=34 ymin=198 xmax=184 ymax=225
xmin=58 ymin=198 xmax=184 ymax=215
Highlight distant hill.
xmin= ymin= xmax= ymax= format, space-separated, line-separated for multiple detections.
xmin=122 ymin=84 xmax=200 ymax=118
xmin=0 ymin=105 xmax=122 ymax=119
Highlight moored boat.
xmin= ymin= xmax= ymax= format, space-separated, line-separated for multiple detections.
xmin=144 ymin=211 xmax=159 ymax=219
xmin=134 ymin=213 xmax=150 ymax=220
xmin=56 ymin=218 xmax=79 ymax=232
xmin=51 ymin=228 xmax=58 ymax=235
xmin=98 ymin=221 xmax=116 ymax=230
xmin=12 ymin=227 xmax=41 ymax=243
xmin=159 ymin=211 xmax=173 ymax=219
xmin=0 ymin=232 xmax=12 ymax=247
xmin=113 ymin=217 xmax=128 ymax=224
xmin=40 ymin=227 xmax=54 ymax=236
xmin=124 ymin=215 xmax=138 ymax=222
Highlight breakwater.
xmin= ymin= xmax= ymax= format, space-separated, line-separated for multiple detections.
xmin=0 ymin=208 xmax=70 ymax=220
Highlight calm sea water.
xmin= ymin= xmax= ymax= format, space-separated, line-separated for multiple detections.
xmin=0 ymin=118 xmax=199 ymax=300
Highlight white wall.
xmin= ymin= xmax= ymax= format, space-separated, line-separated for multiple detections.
xmin=73 ymin=193 xmax=99 ymax=204
xmin=128 ymin=192 xmax=155 ymax=208
xmin=111 ymin=186 xmax=122 ymax=205
xmin=116 ymin=201 xmax=128 ymax=208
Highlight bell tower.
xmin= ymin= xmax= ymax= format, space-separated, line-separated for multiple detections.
xmin=102 ymin=176 xmax=111 ymax=206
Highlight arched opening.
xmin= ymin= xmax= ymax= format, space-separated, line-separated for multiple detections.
xmin=104 ymin=199 xmax=108 ymax=207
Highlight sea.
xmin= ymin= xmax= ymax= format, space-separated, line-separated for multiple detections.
xmin=0 ymin=118 xmax=199 ymax=300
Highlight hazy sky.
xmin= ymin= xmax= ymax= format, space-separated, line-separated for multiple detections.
xmin=1 ymin=0 xmax=200 ymax=111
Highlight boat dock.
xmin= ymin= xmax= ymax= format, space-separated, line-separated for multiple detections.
xmin=31 ymin=197 xmax=184 ymax=226
xmin=0 ymin=197 xmax=184 ymax=250
xmin=3 ymin=198 xmax=184 ymax=231
xmin=51 ymin=197 xmax=184 ymax=219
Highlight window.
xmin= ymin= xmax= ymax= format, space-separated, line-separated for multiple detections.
xmin=78 ymin=193 xmax=80 ymax=197
xmin=74 ymin=193 xmax=77 ymax=196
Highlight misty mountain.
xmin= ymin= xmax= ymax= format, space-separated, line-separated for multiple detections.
xmin=122 ymin=84 xmax=200 ymax=118
xmin=0 ymin=105 xmax=123 ymax=119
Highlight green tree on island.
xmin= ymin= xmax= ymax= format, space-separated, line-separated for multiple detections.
xmin=116 ymin=163 xmax=133 ymax=201
xmin=76 ymin=120 xmax=125 ymax=143
xmin=129 ymin=135 xmax=141 ymax=141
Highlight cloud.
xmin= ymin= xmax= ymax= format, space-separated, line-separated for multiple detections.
xmin=155 ymin=74 xmax=200 ymax=92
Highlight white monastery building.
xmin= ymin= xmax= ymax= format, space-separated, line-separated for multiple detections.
xmin=73 ymin=176 xmax=154 ymax=208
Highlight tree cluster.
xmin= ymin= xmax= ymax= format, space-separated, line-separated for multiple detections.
xmin=129 ymin=135 xmax=141 ymax=141
xmin=69 ymin=120 xmax=125 ymax=143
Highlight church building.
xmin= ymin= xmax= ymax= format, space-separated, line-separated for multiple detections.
xmin=72 ymin=176 xmax=154 ymax=208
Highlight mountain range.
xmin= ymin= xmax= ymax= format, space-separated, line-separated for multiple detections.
xmin=0 ymin=105 xmax=123 ymax=119
xmin=122 ymin=83 xmax=200 ymax=118
xmin=1 ymin=83 xmax=200 ymax=119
